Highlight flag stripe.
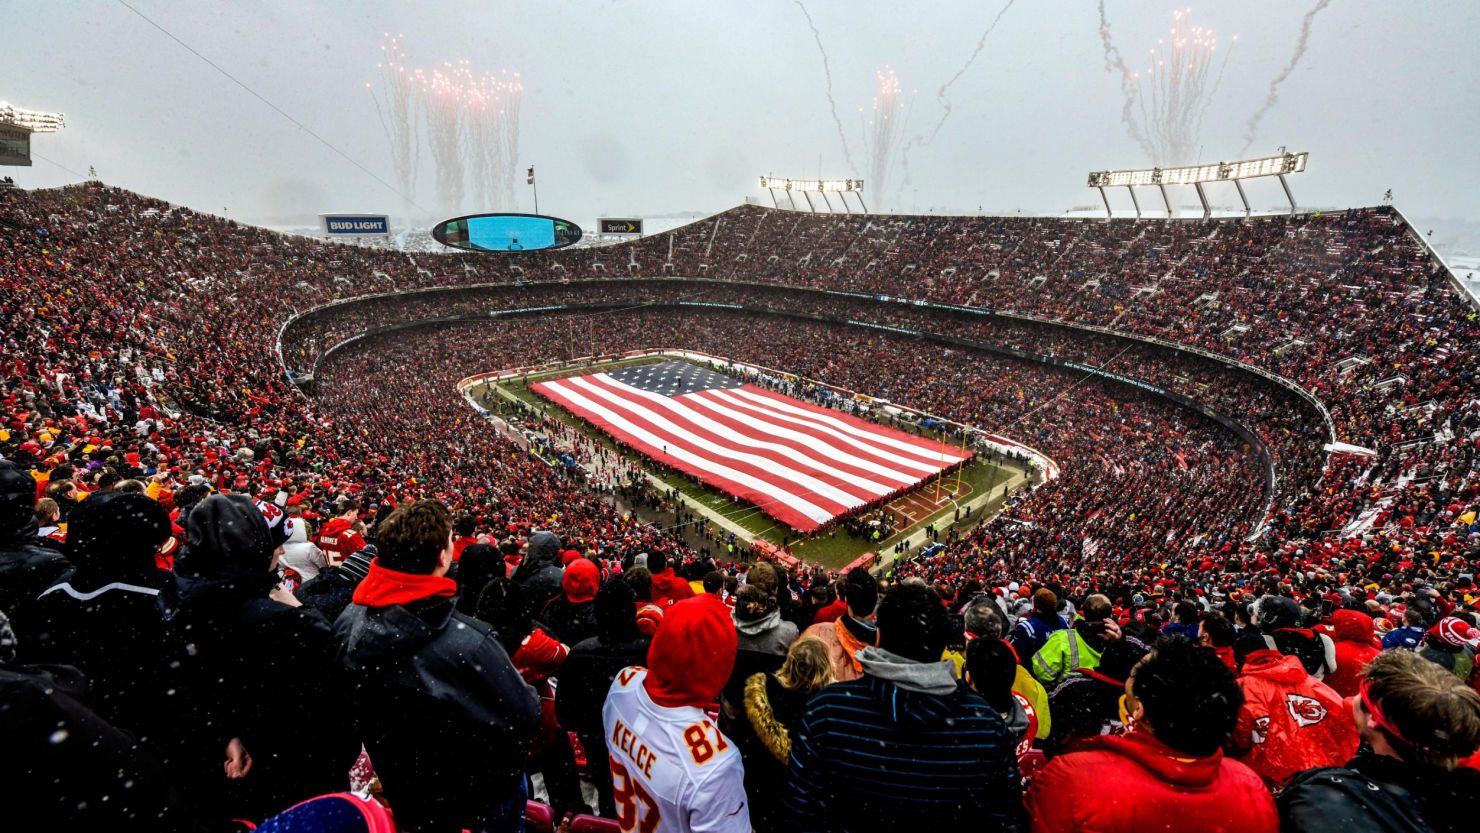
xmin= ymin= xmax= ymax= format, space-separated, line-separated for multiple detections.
xmin=684 ymin=390 xmax=922 ymax=486
xmin=536 ymin=378 xmax=837 ymax=527
xmin=730 ymin=387 xmax=968 ymax=464
xmin=709 ymin=388 xmax=953 ymax=473
xmin=567 ymin=376 xmax=873 ymax=509
xmin=532 ymin=371 xmax=972 ymax=532
xmin=588 ymin=376 xmax=906 ymax=492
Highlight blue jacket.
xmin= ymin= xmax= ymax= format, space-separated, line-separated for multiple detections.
xmin=1008 ymin=611 xmax=1068 ymax=666
xmin=785 ymin=669 xmax=1022 ymax=832
xmin=1381 ymin=625 xmax=1425 ymax=651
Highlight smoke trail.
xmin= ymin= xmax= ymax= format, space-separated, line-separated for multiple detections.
xmin=1240 ymin=0 xmax=1333 ymax=154
xmin=894 ymin=0 xmax=1015 ymax=206
xmin=923 ymin=0 xmax=1016 ymax=144
xmin=1098 ymin=0 xmax=1156 ymax=160
xmin=794 ymin=1 xmax=858 ymax=175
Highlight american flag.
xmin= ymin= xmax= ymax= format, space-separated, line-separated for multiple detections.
xmin=532 ymin=361 xmax=971 ymax=532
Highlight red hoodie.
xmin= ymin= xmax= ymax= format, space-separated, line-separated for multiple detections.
xmin=1231 ymin=650 xmax=1357 ymax=786
xmin=649 ymin=567 xmax=694 ymax=610
xmin=1323 ymin=610 xmax=1381 ymax=698
xmin=1027 ymin=730 xmax=1277 ymax=833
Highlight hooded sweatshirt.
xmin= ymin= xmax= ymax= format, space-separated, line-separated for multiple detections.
xmin=1323 ymin=610 xmax=1381 ymax=697
xmin=786 ymin=646 xmax=1021 ymax=833
xmin=1232 ymin=650 xmax=1358 ymax=786
xmin=1028 ymin=730 xmax=1278 ymax=832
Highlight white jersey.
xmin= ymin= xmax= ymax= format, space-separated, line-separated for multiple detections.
xmin=601 ymin=666 xmax=750 ymax=833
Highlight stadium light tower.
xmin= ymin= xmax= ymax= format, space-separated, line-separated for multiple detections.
xmin=759 ymin=176 xmax=867 ymax=214
xmin=0 ymin=102 xmax=66 ymax=170
xmin=1087 ymin=151 xmax=1308 ymax=219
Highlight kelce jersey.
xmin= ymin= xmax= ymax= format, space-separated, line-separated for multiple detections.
xmin=601 ymin=667 xmax=750 ymax=833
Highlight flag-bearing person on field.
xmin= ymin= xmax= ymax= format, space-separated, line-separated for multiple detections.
xmin=602 ymin=594 xmax=749 ymax=833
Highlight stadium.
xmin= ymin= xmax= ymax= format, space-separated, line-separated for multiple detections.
xmin=3 ymin=3 xmax=1479 ymax=833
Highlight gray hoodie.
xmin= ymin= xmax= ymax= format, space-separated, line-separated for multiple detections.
xmin=855 ymin=645 xmax=959 ymax=695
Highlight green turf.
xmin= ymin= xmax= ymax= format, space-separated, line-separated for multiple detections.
xmin=471 ymin=357 xmax=1025 ymax=568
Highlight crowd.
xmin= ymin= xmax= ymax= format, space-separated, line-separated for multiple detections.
xmin=2 ymin=181 xmax=1478 ymax=830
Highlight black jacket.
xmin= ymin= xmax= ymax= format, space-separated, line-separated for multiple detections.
xmin=1279 ymin=753 xmax=1480 ymax=833
xmin=731 ymin=672 xmax=816 ymax=833
xmin=22 ymin=490 xmax=177 ymax=753
xmin=25 ymin=573 xmax=178 ymax=753
xmin=159 ymin=495 xmax=358 ymax=822
xmin=512 ymin=530 xmax=564 ymax=608
xmin=159 ymin=574 xmax=357 ymax=820
xmin=543 ymin=595 xmax=598 ymax=647
xmin=554 ymin=632 xmax=650 ymax=740
xmin=0 ymin=663 xmax=206 ymax=833
xmin=296 ymin=565 xmax=364 ymax=621
xmin=334 ymin=594 xmax=540 ymax=833
xmin=0 ymin=460 xmax=70 ymax=634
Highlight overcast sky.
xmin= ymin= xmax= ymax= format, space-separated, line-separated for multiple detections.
xmin=6 ymin=1 xmax=1478 ymax=231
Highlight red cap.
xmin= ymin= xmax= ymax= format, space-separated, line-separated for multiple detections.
xmin=561 ymin=548 xmax=584 ymax=566
xmin=644 ymin=595 xmax=737 ymax=708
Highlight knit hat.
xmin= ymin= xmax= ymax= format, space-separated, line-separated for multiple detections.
xmin=561 ymin=548 xmax=584 ymax=566
xmin=563 ymin=557 xmax=600 ymax=604
xmin=254 ymin=500 xmax=295 ymax=549
xmin=1429 ymin=617 xmax=1480 ymax=647
xmin=339 ymin=545 xmax=376 ymax=581
xmin=644 ymin=595 xmax=737 ymax=708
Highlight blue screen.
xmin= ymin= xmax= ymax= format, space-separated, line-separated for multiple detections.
xmin=466 ymin=216 xmax=556 ymax=251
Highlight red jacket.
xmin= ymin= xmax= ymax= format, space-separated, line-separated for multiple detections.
xmin=1027 ymin=730 xmax=1277 ymax=833
xmin=1232 ymin=650 xmax=1357 ymax=785
xmin=649 ymin=567 xmax=694 ymax=610
xmin=1323 ymin=610 xmax=1381 ymax=698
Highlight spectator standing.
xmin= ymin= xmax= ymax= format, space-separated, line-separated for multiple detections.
xmin=159 ymin=494 xmax=357 ymax=822
xmin=512 ymin=529 xmax=565 ymax=608
xmin=1031 ymin=593 xmax=1121 ymax=687
xmin=786 ymin=584 xmax=1021 ymax=832
xmin=602 ymin=594 xmax=749 ymax=833
xmin=647 ymin=550 xmax=695 ymax=609
xmin=800 ymin=567 xmax=879 ymax=683
xmin=313 ymin=498 xmax=366 ymax=567
xmin=731 ymin=636 xmax=834 ymax=833
xmin=1323 ymin=609 xmax=1382 ymax=697
xmin=0 ymin=459 xmax=70 ymax=634
xmin=24 ymin=491 xmax=175 ymax=751
xmin=333 ymin=500 xmax=540 ymax=833
xmin=1380 ymin=607 xmax=1428 ymax=651
xmin=1027 ymin=640 xmax=1277 ymax=833
xmin=555 ymin=579 xmax=652 ymax=818
xmin=1278 ymin=650 xmax=1480 ymax=833
xmin=1230 ymin=637 xmax=1357 ymax=786
xmin=543 ymin=556 xmax=600 ymax=646
xmin=1417 ymin=617 xmax=1478 ymax=681
xmin=1008 ymin=588 xmax=1067 ymax=668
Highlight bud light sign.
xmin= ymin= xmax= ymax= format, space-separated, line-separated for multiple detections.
xmin=320 ymin=213 xmax=390 ymax=236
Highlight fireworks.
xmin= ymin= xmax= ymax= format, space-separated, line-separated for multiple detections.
xmin=367 ymin=34 xmax=419 ymax=211
xmin=1135 ymin=9 xmax=1233 ymax=166
xmin=1101 ymin=6 xmax=1234 ymax=167
xmin=860 ymin=67 xmax=914 ymax=202
xmin=366 ymin=37 xmax=524 ymax=218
